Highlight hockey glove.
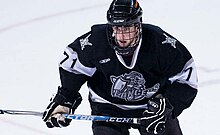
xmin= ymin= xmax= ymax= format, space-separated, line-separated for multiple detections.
xmin=140 ymin=94 xmax=173 ymax=134
xmin=42 ymin=87 xmax=82 ymax=128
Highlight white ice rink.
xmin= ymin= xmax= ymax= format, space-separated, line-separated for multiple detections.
xmin=0 ymin=0 xmax=220 ymax=134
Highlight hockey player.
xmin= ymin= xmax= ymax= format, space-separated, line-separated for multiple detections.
xmin=42 ymin=0 xmax=198 ymax=134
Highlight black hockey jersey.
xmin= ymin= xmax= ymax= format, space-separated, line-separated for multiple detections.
xmin=59 ymin=24 xmax=198 ymax=118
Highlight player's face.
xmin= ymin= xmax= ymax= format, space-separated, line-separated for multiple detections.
xmin=112 ymin=25 xmax=138 ymax=48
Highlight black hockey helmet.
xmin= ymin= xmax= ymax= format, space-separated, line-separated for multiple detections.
xmin=106 ymin=0 xmax=143 ymax=55
xmin=107 ymin=0 xmax=142 ymax=26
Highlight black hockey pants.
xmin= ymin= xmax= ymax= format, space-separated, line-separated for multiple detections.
xmin=92 ymin=116 xmax=183 ymax=135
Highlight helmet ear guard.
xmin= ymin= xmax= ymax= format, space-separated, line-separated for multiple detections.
xmin=106 ymin=0 xmax=143 ymax=56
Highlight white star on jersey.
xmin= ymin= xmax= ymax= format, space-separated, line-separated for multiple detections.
xmin=162 ymin=33 xmax=177 ymax=48
xmin=80 ymin=34 xmax=92 ymax=50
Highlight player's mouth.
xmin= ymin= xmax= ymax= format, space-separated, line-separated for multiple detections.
xmin=119 ymin=40 xmax=126 ymax=44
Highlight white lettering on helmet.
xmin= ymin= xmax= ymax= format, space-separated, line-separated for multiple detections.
xmin=113 ymin=20 xmax=125 ymax=23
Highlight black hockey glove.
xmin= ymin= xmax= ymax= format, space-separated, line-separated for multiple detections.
xmin=140 ymin=94 xmax=173 ymax=134
xmin=42 ymin=87 xmax=82 ymax=128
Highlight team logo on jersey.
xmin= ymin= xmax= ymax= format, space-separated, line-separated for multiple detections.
xmin=110 ymin=71 xmax=160 ymax=101
xmin=80 ymin=34 xmax=92 ymax=50
xmin=162 ymin=33 xmax=177 ymax=48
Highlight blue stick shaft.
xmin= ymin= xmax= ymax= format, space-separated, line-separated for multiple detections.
xmin=0 ymin=109 xmax=141 ymax=124
xmin=64 ymin=114 xmax=140 ymax=124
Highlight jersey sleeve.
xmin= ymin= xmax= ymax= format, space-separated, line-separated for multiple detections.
xmin=158 ymin=32 xmax=198 ymax=118
xmin=58 ymin=32 xmax=97 ymax=96
xmin=165 ymin=58 xmax=198 ymax=118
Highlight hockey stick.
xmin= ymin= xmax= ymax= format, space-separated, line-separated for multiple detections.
xmin=0 ymin=109 xmax=43 ymax=116
xmin=0 ymin=109 xmax=141 ymax=125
